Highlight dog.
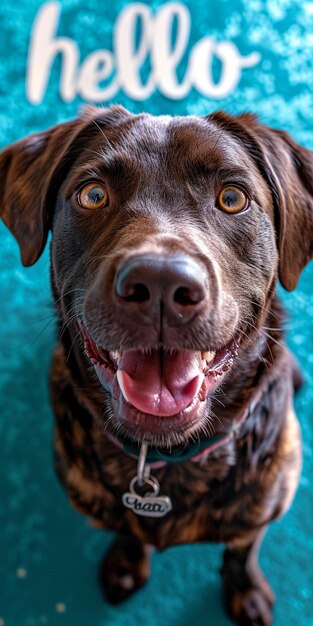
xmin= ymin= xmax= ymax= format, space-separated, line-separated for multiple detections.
xmin=1 ymin=105 xmax=312 ymax=625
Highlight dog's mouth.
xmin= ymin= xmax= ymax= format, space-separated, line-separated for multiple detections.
xmin=82 ymin=327 xmax=239 ymax=445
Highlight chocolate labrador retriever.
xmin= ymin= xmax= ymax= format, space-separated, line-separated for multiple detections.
xmin=1 ymin=106 xmax=312 ymax=625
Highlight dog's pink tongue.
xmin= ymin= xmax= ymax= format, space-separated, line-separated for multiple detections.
xmin=116 ymin=350 xmax=204 ymax=416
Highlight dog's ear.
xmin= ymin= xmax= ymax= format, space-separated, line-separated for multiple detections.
xmin=0 ymin=105 xmax=132 ymax=267
xmin=0 ymin=119 xmax=80 ymax=266
xmin=209 ymin=112 xmax=313 ymax=291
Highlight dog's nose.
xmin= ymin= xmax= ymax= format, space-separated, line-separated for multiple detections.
xmin=114 ymin=254 xmax=208 ymax=322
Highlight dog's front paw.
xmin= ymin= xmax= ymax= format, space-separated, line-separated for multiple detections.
xmin=224 ymin=585 xmax=274 ymax=626
xmin=221 ymin=544 xmax=275 ymax=626
xmin=99 ymin=536 xmax=152 ymax=604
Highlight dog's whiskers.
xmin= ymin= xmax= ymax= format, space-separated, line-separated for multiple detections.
xmin=54 ymin=287 xmax=85 ymax=307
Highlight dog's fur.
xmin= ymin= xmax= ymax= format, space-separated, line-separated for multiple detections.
xmin=1 ymin=106 xmax=312 ymax=625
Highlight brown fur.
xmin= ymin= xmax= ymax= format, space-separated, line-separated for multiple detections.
xmin=1 ymin=106 xmax=312 ymax=625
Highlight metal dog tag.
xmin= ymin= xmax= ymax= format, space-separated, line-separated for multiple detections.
xmin=122 ymin=442 xmax=172 ymax=518
xmin=122 ymin=476 xmax=172 ymax=518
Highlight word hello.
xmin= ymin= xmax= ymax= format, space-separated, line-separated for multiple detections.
xmin=26 ymin=2 xmax=260 ymax=105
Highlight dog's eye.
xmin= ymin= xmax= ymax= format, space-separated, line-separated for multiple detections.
xmin=77 ymin=183 xmax=109 ymax=210
xmin=217 ymin=186 xmax=248 ymax=214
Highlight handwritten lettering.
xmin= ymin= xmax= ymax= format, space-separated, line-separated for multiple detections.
xmin=125 ymin=495 xmax=164 ymax=513
xmin=122 ymin=492 xmax=172 ymax=517
xmin=26 ymin=2 xmax=260 ymax=105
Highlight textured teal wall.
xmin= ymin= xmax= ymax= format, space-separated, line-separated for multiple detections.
xmin=0 ymin=1 xmax=313 ymax=625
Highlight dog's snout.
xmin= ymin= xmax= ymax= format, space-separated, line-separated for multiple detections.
xmin=114 ymin=254 xmax=208 ymax=321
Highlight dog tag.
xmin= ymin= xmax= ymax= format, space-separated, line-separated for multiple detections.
xmin=122 ymin=443 xmax=172 ymax=518
xmin=122 ymin=476 xmax=172 ymax=518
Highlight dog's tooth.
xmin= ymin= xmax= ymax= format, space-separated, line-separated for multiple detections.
xmin=201 ymin=350 xmax=216 ymax=363
xmin=116 ymin=370 xmax=130 ymax=403
xmin=111 ymin=351 xmax=122 ymax=362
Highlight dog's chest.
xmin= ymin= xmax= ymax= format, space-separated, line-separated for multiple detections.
xmin=51 ymin=343 xmax=300 ymax=550
xmin=54 ymin=417 xmax=282 ymax=549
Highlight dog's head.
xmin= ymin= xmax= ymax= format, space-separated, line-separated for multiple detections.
xmin=1 ymin=106 xmax=312 ymax=446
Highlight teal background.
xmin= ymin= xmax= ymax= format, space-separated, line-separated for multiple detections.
xmin=0 ymin=1 xmax=313 ymax=624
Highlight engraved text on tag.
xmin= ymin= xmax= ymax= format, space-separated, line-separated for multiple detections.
xmin=122 ymin=492 xmax=172 ymax=517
